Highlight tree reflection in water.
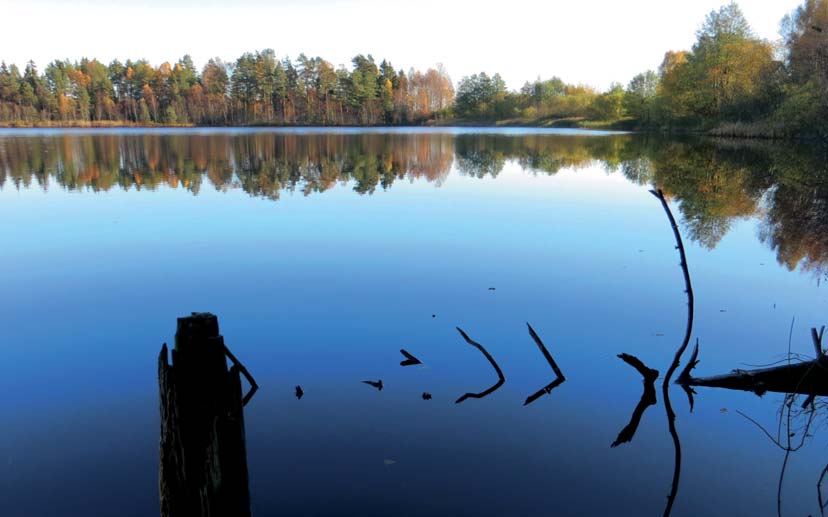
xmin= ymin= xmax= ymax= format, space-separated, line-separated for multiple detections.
xmin=1 ymin=131 xmax=826 ymax=275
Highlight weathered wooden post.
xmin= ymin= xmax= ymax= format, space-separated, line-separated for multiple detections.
xmin=158 ymin=312 xmax=257 ymax=517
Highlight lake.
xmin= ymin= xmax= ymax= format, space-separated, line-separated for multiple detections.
xmin=1 ymin=127 xmax=827 ymax=516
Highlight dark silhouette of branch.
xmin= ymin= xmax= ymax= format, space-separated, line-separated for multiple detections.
xmin=455 ymin=327 xmax=505 ymax=404
xmin=677 ymin=340 xmax=699 ymax=383
xmin=524 ymin=323 xmax=566 ymax=406
xmin=650 ymin=189 xmax=695 ymax=386
xmin=735 ymin=409 xmax=786 ymax=448
xmin=611 ymin=353 xmax=659 ymax=447
xmin=812 ymin=326 xmax=826 ymax=358
xmin=818 ymin=463 xmax=828 ymax=516
xmin=399 ymin=349 xmax=422 ymax=366
xmin=677 ymin=340 xmax=699 ymax=411
xmin=223 ymin=344 xmax=258 ymax=407
xmin=650 ymin=188 xmax=694 ymax=517
xmin=732 ymin=319 xmax=821 ymax=517
xmin=362 ymin=380 xmax=383 ymax=391
xmin=678 ymin=318 xmax=828 ymax=398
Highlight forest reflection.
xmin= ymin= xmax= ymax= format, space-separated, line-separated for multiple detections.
xmin=1 ymin=131 xmax=826 ymax=273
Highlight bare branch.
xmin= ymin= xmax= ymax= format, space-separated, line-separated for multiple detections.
xmin=455 ymin=327 xmax=505 ymax=404
xmin=523 ymin=323 xmax=566 ymax=406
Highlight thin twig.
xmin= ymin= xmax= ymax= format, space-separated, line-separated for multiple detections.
xmin=812 ymin=326 xmax=826 ymax=358
xmin=733 ymin=318 xmax=823 ymax=517
xmin=818 ymin=464 xmax=828 ymax=516
xmin=223 ymin=344 xmax=258 ymax=406
xmin=676 ymin=339 xmax=700 ymax=411
xmin=778 ymin=317 xmax=797 ymax=517
xmin=739 ymin=354 xmax=813 ymax=368
xmin=735 ymin=410 xmax=784 ymax=448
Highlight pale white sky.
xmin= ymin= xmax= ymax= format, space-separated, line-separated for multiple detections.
xmin=2 ymin=0 xmax=803 ymax=91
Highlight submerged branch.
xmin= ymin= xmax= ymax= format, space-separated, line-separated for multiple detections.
xmin=455 ymin=327 xmax=506 ymax=404
xmin=223 ymin=344 xmax=259 ymax=407
xmin=611 ymin=353 xmax=659 ymax=447
xmin=650 ymin=189 xmax=695 ymax=387
xmin=818 ymin=464 xmax=828 ymax=516
xmin=524 ymin=323 xmax=566 ymax=406
xmin=677 ymin=324 xmax=828 ymax=398
xmin=650 ymin=188 xmax=695 ymax=517
xmin=399 ymin=349 xmax=423 ymax=367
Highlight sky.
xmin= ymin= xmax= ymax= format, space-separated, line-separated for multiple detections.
xmin=2 ymin=0 xmax=804 ymax=91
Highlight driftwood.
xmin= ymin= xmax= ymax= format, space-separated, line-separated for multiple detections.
xmin=158 ymin=312 xmax=257 ymax=517
xmin=677 ymin=327 xmax=828 ymax=397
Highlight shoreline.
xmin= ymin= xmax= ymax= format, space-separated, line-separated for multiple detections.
xmin=0 ymin=120 xmax=820 ymax=143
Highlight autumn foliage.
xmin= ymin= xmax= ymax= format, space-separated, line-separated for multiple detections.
xmin=0 ymin=53 xmax=454 ymax=126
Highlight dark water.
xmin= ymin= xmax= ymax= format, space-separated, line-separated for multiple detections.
xmin=1 ymin=128 xmax=828 ymax=516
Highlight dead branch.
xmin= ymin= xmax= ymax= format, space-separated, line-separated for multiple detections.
xmin=650 ymin=188 xmax=695 ymax=517
xmin=223 ymin=344 xmax=258 ymax=407
xmin=524 ymin=323 xmax=566 ymax=406
xmin=455 ymin=327 xmax=505 ymax=404
xmin=611 ymin=354 xmax=659 ymax=447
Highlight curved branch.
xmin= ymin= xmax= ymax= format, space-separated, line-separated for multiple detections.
xmin=455 ymin=327 xmax=505 ymax=404
xmin=650 ymin=189 xmax=695 ymax=385
xmin=650 ymin=188 xmax=694 ymax=517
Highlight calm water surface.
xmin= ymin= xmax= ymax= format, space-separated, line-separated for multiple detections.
xmin=1 ymin=128 xmax=828 ymax=516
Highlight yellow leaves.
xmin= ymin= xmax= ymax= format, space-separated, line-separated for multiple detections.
xmin=67 ymin=68 xmax=91 ymax=88
xmin=659 ymin=51 xmax=689 ymax=79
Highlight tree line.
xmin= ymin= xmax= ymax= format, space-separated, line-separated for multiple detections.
xmin=0 ymin=1 xmax=825 ymax=139
xmin=0 ymin=52 xmax=454 ymax=126
xmin=452 ymin=1 xmax=827 ymax=140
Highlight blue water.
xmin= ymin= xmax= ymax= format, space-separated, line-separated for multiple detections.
xmin=0 ymin=129 xmax=826 ymax=516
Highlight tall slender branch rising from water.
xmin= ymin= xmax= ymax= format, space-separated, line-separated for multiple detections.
xmin=650 ymin=188 xmax=695 ymax=517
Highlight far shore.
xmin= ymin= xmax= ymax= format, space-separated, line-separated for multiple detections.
xmin=0 ymin=119 xmax=811 ymax=141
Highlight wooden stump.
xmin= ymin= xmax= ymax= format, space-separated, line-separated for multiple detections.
xmin=158 ymin=312 xmax=252 ymax=517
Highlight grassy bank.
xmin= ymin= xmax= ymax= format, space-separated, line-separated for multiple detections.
xmin=430 ymin=116 xmax=637 ymax=131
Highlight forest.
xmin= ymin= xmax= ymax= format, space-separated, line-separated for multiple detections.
xmin=0 ymin=0 xmax=825 ymax=140
xmin=0 ymin=52 xmax=454 ymax=126
xmin=451 ymin=0 xmax=828 ymax=140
